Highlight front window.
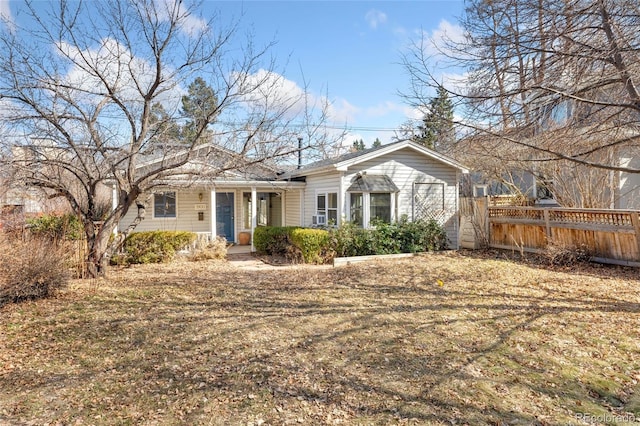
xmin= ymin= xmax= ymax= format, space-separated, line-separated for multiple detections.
xmin=350 ymin=193 xmax=363 ymax=226
xmin=370 ymin=193 xmax=391 ymax=223
xmin=154 ymin=191 xmax=176 ymax=218
xmin=317 ymin=192 xmax=338 ymax=225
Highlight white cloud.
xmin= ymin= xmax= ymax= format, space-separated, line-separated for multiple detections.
xmin=363 ymin=101 xmax=406 ymax=118
xmin=425 ymin=19 xmax=466 ymax=57
xmin=56 ymin=37 xmax=182 ymax=110
xmin=232 ymin=69 xmax=363 ymax=128
xmin=0 ymin=0 xmax=15 ymax=32
xmin=328 ymin=98 xmax=359 ymax=124
xmin=365 ymin=9 xmax=387 ymax=30
xmin=155 ymin=0 xmax=208 ymax=36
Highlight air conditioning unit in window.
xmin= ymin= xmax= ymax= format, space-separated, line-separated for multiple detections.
xmin=312 ymin=214 xmax=326 ymax=226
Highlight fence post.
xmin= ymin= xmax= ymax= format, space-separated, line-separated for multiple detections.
xmin=630 ymin=212 xmax=640 ymax=259
xmin=483 ymin=197 xmax=490 ymax=247
xmin=543 ymin=209 xmax=552 ymax=244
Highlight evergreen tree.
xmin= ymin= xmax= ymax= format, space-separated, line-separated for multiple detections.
xmin=352 ymin=138 xmax=365 ymax=151
xmin=413 ymin=86 xmax=455 ymax=151
xmin=372 ymin=138 xmax=382 ymax=148
xmin=181 ymin=77 xmax=218 ymax=144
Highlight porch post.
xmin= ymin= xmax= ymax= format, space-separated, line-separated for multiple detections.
xmin=281 ymin=191 xmax=286 ymax=226
xmin=111 ymin=185 xmax=118 ymax=235
xmin=210 ymin=188 xmax=217 ymax=241
xmin=251 ymin=187 xmax=257 ymax=252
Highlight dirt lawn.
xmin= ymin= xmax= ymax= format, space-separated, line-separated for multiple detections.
xmin=1 ymin=251 xmax=640 ymax=425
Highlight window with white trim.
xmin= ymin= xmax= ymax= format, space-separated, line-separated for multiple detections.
xmin=370 ymin=193 xmax=391 ymax=223
xmin=317 ymin=192 xmax=338 ymax=225
xmin=154 ymin=191 xmax=176 ymax=218
xmin=350 ymin=193 xmax=363 ymax=226
xmin=348 ymin=192 xmax=395 ymax=227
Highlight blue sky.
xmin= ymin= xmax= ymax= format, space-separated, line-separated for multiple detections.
xmin=210 ymin=1 xmax=465 ymax=146
xmin=0 ymin=0 xmax=464 ymax=148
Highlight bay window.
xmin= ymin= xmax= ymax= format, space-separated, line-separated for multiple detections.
xmin=370 ymin=193 xmax=391 ymax=223
xmin=350 ymin=193 xmax=363 ymax=226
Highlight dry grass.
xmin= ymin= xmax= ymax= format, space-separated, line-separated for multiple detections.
xmin=1 ymin=251 xmax=640 ymax=425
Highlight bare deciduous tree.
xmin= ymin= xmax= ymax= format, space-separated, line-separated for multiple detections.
xmin=402 ymin=0 xmax=640 ymax=206
xmin=0 ymin=0 xmax=334 ymax=277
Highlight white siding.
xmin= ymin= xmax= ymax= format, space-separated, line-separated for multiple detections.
xmin=268 ymin=193 xmax=283 ymax=227
xmin=618 ymin=156 xmax=640 ymax=209
xmin=342 ymin=147 xmax=460 ymax=248
xmin=284 ymin=189 xmax=302 ymax=226
xmin=119 ymin=190 xmax=212 ymax=233
xmin=303 ymin=172 xmax=342 ymax=226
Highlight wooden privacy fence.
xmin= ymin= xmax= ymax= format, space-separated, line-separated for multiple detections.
xmin=460 ymin=198 xmax=640 ymax=267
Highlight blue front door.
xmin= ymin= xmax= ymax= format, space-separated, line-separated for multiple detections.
xmin=216 ymin=192 xmax=235 ymax=242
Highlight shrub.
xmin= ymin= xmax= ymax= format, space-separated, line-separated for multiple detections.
xmin=114 ymin=231 xmax=196 ymax=264
xmin=370 ymin=219 xmax=402 ymax=254
xmin=330 ymin=223 xmax=375 ymax=257
xmin=290 ymin=228 xmax=332 ymax=264
xmin=190 ymin=236 xmax=228 ymax=261
xmin=253 ymin=226 xmax=300 ymax=255
xmin=395 ymin=218 xmax=449 ymax=252
xmin=330 ymin=218 xmax=448 ymax=257
xmin=0 ymin=235 xmax=70 ymax=305
xmin=27 ymin=213 xmax=83 ymax=241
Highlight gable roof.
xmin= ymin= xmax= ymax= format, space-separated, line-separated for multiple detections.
xmin=136 ymin=141 xmax=283 ymax=181
xmin=283 ymin=139 xmax=469 ymax=178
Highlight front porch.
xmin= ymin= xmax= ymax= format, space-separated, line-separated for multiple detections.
xmin=118 ymin=181 xmax=304 ymax=252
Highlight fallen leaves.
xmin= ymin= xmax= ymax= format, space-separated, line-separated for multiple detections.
xmin=1 ymin=252 xmax=639 ymax=424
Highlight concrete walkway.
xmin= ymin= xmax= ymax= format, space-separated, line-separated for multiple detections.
xmin=225 ymin=245 xmax=273 ymax=270
xmin=225 ymin=245 xmax=332 ymax=270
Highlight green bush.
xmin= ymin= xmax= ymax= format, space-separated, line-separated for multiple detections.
xmin=290 ymin=228 xmax=331 ymax=264
xmin=27 ymin=213 xmax=83 ymax=241
xmin=0 ymin=236 xmax=70 ymax=305
xmin=330 ymin=222 xmax=375 ymax=257
xmin=253 ymin=226 xmax=300 ymax=255
xmin=114 ymin=231 xmax=196 ymax=264
xmin=399 ymin=218 xmax=449 ymax=252
xmin=330 ymin=218 xmax=448 ymax=257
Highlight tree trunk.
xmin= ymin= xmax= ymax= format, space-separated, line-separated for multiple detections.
xmin=86 ymin=224 xmax=113 ymax=278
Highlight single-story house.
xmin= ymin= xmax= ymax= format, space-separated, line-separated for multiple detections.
xmin=117 ymin=139 xmax=469 ymax=249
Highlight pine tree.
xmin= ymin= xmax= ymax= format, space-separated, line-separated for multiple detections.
xmin=181 ymin=77 xmax=218 ymax=144
xmin=414 ymin=86 xmax=455 ymax=151
xmin=352 ymin=138 xmax=365 ymax=151
xmin=372 ymin=138 xmax=382 ymax=148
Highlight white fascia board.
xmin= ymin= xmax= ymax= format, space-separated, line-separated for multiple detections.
xmin=336 ymin=140 xmax=470 ymax=173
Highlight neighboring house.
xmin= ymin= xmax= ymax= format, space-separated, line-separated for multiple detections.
xmin=117 ymin=139 xmax=469 ymax=249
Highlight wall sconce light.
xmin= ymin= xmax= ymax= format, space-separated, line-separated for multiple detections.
xmin=198 ymin=192 xmax=203 ymax=202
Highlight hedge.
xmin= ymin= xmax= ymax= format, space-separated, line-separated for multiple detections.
xmin=253 ymin=226 xmax=300 ymax=255
xmin=290 ymin=228 xmax=332 ymax=264
xmin=252 ymin=218 xmax=447 ymax=264
xmin=112 ymin=231 xmax=197 ymax=264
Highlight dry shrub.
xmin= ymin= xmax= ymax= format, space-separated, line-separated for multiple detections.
xmin=0 ymin=235 xmax=70 ymax=305
xmin=544 ymin=241 xmax=591 ymax=266
xmin=190 ymin=236 xmax=228 ymax=261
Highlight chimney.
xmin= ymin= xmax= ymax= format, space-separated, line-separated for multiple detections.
xmin=297 ymin=137 xmax=303 ymax=169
